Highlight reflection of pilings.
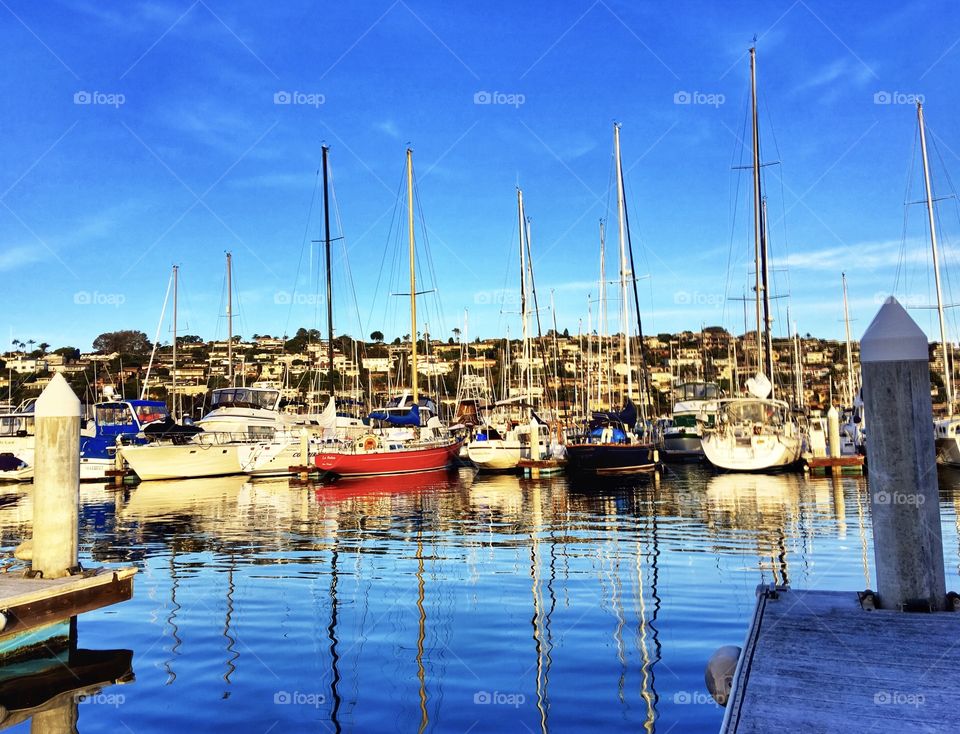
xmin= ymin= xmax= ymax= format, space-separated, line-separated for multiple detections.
xmin=855 ymin=484 xmax=872 ymax=589
xmin=955 ymin=495 xmax=960 ymax=578
xmin=29 ymin=698 xmax=78 ymax=734
xmin=831 ymin=475 xmax=847 ymax=539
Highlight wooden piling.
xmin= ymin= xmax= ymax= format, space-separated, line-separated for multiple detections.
xmin=31 ymin=374 xmax=81 ymax=580
xmin=860 ymin=297 xmax=946 ymax=611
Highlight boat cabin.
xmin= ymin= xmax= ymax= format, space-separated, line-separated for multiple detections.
xmin=208 ymin=387 xmax=281 ymax=411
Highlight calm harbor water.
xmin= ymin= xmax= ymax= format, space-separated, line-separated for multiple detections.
xmin=3 ymin=466 xmax=960 ymax=733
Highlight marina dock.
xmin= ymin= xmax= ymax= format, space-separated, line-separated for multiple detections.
xmin=0 ymin=568 xmax=136 ymax=650
xmin=722 ymin=586 xmax=959 ymax=732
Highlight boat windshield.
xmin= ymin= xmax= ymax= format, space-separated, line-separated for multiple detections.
xmin=722 ymin=400 xmax=785 ymax=426
xmin=680 ymin=383 xmax=719 ymax=400
xmin=134 ymin=404 xmax=169 ymax=425
xmin=211 ymin=388 xmax=279 ymax=410
xmin=96 ymin=404 xmax=136 ymax=426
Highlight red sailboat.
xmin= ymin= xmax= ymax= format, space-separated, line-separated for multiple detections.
xmin=313 ymin=149 xmax=459 ymax=480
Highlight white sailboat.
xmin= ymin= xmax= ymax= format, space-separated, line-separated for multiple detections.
xmin=467 ymin=188 xmax=553 ymax=471
xmin=701 ymin=47 xmax=803 ymax=473
xmin=908 ymin=104 xmax=960 ymax=466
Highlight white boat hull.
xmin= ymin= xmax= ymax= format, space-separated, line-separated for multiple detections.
xmin=701 ymin=431 xmax=802 ymax=472
xmin=467 ymin=440 xmax=523 ymax=470
xmin=121 ymin=442 xmax=247 ymax=481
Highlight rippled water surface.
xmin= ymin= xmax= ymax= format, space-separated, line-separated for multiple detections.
xmin=2 ymin=465 xmax=960 ymax=733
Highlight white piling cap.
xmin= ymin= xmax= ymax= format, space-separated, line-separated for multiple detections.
xmin=35 ymin=372 xmax=81 ymax=417
xmin=860 ymin=297 xmax=929 ymax=363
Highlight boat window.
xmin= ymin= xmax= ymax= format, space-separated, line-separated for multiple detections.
xmin=723 ymin=401 xmax=783 ymax=426
xmin=211 ymin=388 xmax=279 ymax=409
xmin=97 ymin=404 xmax=134 ymax=426
xmin=681 ymin=383 xmax=719 ymax=400
xmin=134 ymin=404 xmax=169 ymax=425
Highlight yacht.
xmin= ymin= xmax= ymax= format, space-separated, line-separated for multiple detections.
xmin=701 ymin=394 xmax=803 ymax=472
xmin=659 ymin=381 xmax=720 ymax=461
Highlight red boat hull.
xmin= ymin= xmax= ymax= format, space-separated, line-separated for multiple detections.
xmin=314 ymin=439 xmax=462 ymax=478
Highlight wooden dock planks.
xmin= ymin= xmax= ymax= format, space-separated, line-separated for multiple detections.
xmin=723 ymin=588 xmax=960 ymax=733
xmin=0 ymin=568 xmax=136 ymax=643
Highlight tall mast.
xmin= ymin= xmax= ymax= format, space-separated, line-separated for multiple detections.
xmin=614 ymin=124 xmax=633 ymax=406
xmin=322 ymin=145 xmax=335 ymax=395
xmin=226 ymin=251 xmax=233 ymax=387
xmin=760 ymin=197 xmax=774 ymax=398
xmin=842 ymin=273 xmax=855 ymax=406
xmin=406 ymin=148 xmax=419 ymax=402
xmin=172 ymin=264 xmax=178 ymax=420
xmin=597 ymin=219 xmax=607 ymax=407
xmin=918 ymin=102 xmax=952 ymax=413
xmin=750 ymin=47 xmax=764 ymax=375
xmin=518 ymin=188 xmax=532 ymax=400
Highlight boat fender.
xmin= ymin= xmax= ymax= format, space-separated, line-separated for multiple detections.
xmin=705 ymin=645 xmax=741 ymax=706
xmin=0 ymin=610 xmax=7 ymax=632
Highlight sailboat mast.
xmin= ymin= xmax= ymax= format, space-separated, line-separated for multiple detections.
xmin=322 ymin=145 xmax=335 ymax=395
xmin=750 ymin=47 xmax=764 ymax=375
xmin=226 ymin=251 xmax=233 ymax=387
xmin=918 ymin=102 xmax=952 ymax=412
xmin=172 ymin=264 xmax=178 ymax=420
xmin=406 ymin=148 xmax=419 ymax=403
xmin=614 ymin=124 xmax=633 ymax=405
xmin=842 ymin=273 xmax=855 ymax=406
xmin=598 ymin=219 xmax=606 ymax=407
xmin=760 ymin=197 xmax=775 ymax=398
xmin=518 ymin=188 xmax=532 ymax=400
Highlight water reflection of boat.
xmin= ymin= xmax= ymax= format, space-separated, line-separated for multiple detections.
xmin=704 ymin=471 xmax=803 ymax=507
xmin=467 ymin=473 xmax=525 ymax=515
xmin=118 ymin=475 xmax=250 ymax=520
xmin=705 ymin=472 xmax=802 ymax=585
xmin=314 ymin=468 xmax=460 ymax=500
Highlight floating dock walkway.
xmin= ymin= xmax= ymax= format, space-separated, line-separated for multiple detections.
xmin=0 ymin=568 xmax=136 ymax=651
xmin=722 ymin=586 xmax=959 ymax=733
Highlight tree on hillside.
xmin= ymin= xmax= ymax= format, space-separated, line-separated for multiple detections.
xmin=38 ymin=342 xmax=50 ymax=354
xmin=92 ymin=330 xmax=152 ymax=355
xmin=370 ymin=331 xmax=384 ymax=343
xmin=176 ymin=335 xmax=204 ymax=345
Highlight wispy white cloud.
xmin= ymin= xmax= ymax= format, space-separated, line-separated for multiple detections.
xmin=375 ymin=120 xmax=401 ymax=139
xmin=0 ymin=246 xmax=45 ymax=272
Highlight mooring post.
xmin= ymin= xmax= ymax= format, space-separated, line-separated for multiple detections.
xmin=827 ymin=405 xmax=841 ymax=459
xmin=31 ymin=373 xmax=81 ymax=579
xmin=860 ymin=297 xmax=946 ymax=611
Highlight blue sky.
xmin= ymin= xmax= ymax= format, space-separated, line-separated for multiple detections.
xmin=3 ymin=0 xmax=960 ymax=350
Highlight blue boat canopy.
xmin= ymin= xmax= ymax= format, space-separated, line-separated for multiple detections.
xmin=591 ymin=399 xmax=637 ymax=428
xmin=369 ymin=404 xmax=420 ymax=426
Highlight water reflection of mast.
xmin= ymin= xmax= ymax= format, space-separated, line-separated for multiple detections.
xmin=416 ymin=518 xmax=428 ymax=734
xmin=528 ymin=482 xmax=553 ymax=733
xmin=855 ymin=482 xmax=872 ymax=588
xmin=164 ymin=547 xmax=182 ymax=685
xmin=636 ymin=490 xmax=662 ymax=733
xmin=222 ymin=550 xmax=238 ymax=690
xmin=327 ymin=521 xmax=343 ymax=733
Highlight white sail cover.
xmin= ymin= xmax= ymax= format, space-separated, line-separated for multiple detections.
xmin=317 ymin=396 xmax=337 ymax=430
xmin=746 ymin=372 xmax=772 ymax=399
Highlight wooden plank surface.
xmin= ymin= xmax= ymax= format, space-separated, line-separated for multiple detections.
xmin=723 ymin=588 xmax=960 ymax=734
xmin=0 ymin=567 xmax=136 ymax=608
